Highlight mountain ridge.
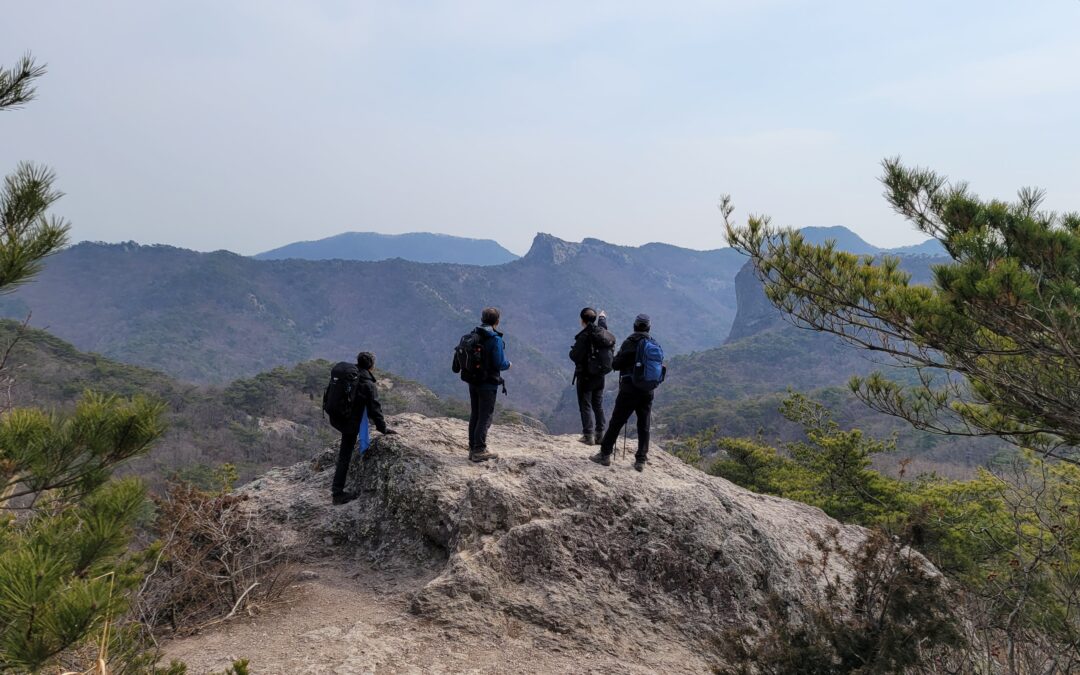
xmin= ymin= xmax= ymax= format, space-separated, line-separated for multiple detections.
xmin=0 ymin=235 xmax=745 ymax=412
xmin=254 ymin=231 xmax=520 ymax=265
xmin=799 ymin=225 xmax=946 ymax=257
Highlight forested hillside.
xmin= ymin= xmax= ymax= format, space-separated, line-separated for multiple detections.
xmin=0 ymin=320 xmax=461 ymax=486
xmin=0 ymin=235 xmax=745 ymax=411
xmin=655 ymin=258 xmax=1002 ymax=473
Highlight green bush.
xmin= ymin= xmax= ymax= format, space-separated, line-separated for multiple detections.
xmin=690 ymin=393 xmax=1080 ymax=670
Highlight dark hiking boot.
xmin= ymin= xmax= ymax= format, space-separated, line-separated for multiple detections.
xmin=469 ymin=450 xmax=498 ymax=462
xmin=589 ymin=452 xmax=611 ymax=467
xmin=634 ymin=460 xmax=646 ymax=472
xmin=578 ymin=434 xmax=594 ymax=445
xmin=332 ymin=491 xmax=358 ymax=505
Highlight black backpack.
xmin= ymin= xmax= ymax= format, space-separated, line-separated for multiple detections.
xmin=452 ymin=329 xmax=489 ymax=383
xmin=323 ymin=361 xmax=360 ymax=430
xmin=586 ymin=329 xmax=616 ymax=376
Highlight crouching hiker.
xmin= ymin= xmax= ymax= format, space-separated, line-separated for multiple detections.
xmin=590 ymin=314 xmax=665 ymax=472
xmin=569 ymin=307 xmax=616 ymax=445
xmin=323 ymin=351 xmax=397 ymax=505
xmin=452 ymin=307 xmax=511 ymax=462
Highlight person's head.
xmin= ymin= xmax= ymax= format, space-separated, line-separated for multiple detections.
xmin=633 ymin=313 xmax=651 ymax=333
xmin=481 ymin=306 xmax=501 ymax=327
xmin=357 ymin=351 xmax=375 ymax=371
xmin=579 ymin=307 xmax=597 ymax=327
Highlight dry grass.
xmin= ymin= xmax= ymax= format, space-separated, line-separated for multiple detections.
xmin=136 ymin=481 xmax=295 ymax=638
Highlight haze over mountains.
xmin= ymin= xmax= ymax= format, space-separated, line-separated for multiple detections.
xmin=0 ymin=234 xmax=745 ymax=413
xmin=255 ymin=231 xmax=520 ymax=265
xmin=653 ymin=256 xmax=1000 ymax=471
xmin=5 ymin=221 xmax=996 ymax=476
xmin=799 ymin=226 xmax=946 ymax=256
xmin=253 ymin=227 xmax=944 ymax=264
xmin=0 ymin=226 xmax=954 ymax=423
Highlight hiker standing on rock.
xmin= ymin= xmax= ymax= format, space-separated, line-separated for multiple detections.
xmin=323 ymin=351 xmax=397 ymax=505
xmin=590 ymin=314 xmax=665 ymax=472
xmin=452 ymin=307 xmax=511 ymax=462
xmin=569 ymin=307 xmax=616 ymax=445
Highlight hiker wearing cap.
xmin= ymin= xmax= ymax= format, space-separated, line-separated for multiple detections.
xmin=590 ymin=314 xmax=666 ymax=472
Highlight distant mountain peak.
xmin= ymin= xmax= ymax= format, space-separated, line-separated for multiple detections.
xmin=797 ymin=226 xmax=946 ymax=257
xmin=522 ymin=233 xmax=584 ymax=265
xmin=797 ymin=226 xmax=879 ymax=255
xmin=254 ymin=231 xmax=519 ymax=265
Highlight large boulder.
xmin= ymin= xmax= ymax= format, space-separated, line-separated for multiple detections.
xmin=242 ymin=413 xmax=871 ymax=669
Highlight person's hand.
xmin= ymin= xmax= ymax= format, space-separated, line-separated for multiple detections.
xmin=383 ymin=428 xmax=398 ymax=435
xmin=507 ymin=361 xmax=512 ymax=370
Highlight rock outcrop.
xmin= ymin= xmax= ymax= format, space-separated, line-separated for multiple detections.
xmin=241 ymin=414 xmax=871 ymax=670
xmin=724 ymin=260 xmax=789 ymax=343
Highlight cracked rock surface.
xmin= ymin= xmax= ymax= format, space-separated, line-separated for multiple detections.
xmin=225 ymin=413 xmax=873 ymax=670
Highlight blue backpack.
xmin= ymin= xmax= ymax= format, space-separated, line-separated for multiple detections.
xmin=631 ymin=337 xmax=666 ymax=391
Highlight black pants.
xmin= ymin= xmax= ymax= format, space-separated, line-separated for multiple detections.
xmin=599 ymin=390 xmax=654 ymax=461
xmin=576 ymin=384 xmax=606 ymax=437
xmin=332 ymin=423 xmax=359 ymax=495
xmin=468 ymin=385 xmax=498 ymax=451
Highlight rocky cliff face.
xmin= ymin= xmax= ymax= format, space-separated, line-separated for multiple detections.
xmin=723 ymin=241 xmax=955 ymax=345
xmin=724 ymin=260 xmax=789 ymax=343
xmin=240 ymin=414 xmax=875 ymax=670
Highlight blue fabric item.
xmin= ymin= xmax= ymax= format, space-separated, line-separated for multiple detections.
xmin=358 ymin=408 xmax=370 ymax=454
xmin=631 ymin=337 xmax=665 ymax=391
xmin=476 ymin=325 xmax=510 ymax=390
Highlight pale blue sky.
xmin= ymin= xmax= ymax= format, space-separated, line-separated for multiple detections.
xmin=3 ymin=1 xmax=1078 ymax=255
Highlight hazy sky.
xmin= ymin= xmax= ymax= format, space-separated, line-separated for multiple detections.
xmin=3 ymin=2 xmax=1078 ymax=256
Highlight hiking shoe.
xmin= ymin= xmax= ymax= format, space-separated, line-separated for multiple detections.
xmin=634 ymin=460 xmax=646 ymax=473
xmin=578 ymin=434 xmax=594 ymax=446
xmin=469 ymin=450 xmax=498 ymax=463
xmin=589 ymin=452 xmax=611 ymax=467
xmin=332 ymin=491 xmax=358 ymax=505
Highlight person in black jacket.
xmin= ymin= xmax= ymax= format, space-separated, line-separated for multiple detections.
xmin=568 ymin=307 xmax=616 ymax=445
xmin=332 ymin=351 xmax=397 ymax=505
xmin=590 ymin=314 xmax=655 ymax=472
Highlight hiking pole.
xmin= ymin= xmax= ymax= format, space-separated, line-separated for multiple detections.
xmin=621 ymin=422 xmax=628 ymax=460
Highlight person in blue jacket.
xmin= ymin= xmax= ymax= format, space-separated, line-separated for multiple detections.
xmin=467 ymin=306 xmax=511 ymax=462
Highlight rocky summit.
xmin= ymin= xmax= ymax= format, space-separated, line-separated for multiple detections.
xmin=233 ymin=413 xmax=876 ymax=671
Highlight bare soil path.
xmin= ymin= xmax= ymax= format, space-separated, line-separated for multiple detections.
xmin=160 ymin=560 xmax=701 ymax=674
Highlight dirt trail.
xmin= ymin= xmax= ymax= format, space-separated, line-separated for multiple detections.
xmin=160 ymin=561 xmax=694 ymax=674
